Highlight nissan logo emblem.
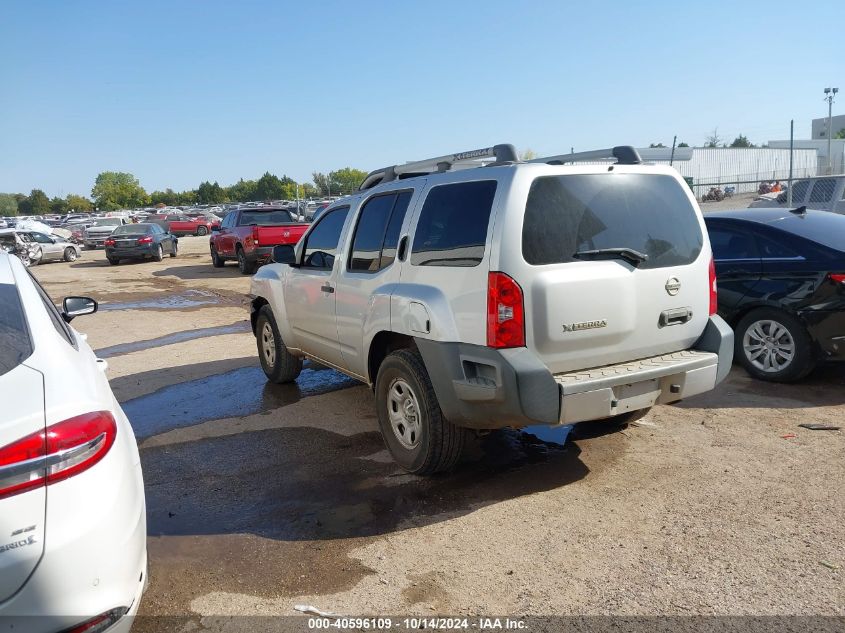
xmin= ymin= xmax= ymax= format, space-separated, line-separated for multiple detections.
xmin=665 ymin=277 xmax=681 ymax=296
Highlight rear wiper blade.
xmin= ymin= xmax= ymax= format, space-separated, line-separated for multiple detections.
xmin=573 ymin=247 xmax=649 ymax=266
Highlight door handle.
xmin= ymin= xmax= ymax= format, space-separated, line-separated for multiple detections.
xmin=659 ymin=307 xmax=693 ymax=327
xmin=321 ymin=284 xmax=335 ymax=294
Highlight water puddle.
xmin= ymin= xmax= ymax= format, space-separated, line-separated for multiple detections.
xmin=99 ymin=289 xmax=227 ymax=311
xmin=122 ymin=364 xmax=358 ymax=439
xmin=97 ymin=322 xmax=250 ymax=358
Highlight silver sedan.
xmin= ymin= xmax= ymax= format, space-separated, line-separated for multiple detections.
xmin=18 ymin=231 xmax=82 ymax=264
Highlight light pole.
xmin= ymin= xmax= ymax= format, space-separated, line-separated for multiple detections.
xmin=824 ymin=87 xmax=838 ymax=174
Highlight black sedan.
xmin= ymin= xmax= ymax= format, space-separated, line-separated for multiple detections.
xmin=104 ymin=223 xmax=177 ymax=265
xmin=705 ymin=208 xmax=845 ymax=382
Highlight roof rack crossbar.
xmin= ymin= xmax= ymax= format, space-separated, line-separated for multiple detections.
xmin=528 ymin=145 xmax=642 ymax=166
xmin=359 ymin=143 xmax=518 ymax=190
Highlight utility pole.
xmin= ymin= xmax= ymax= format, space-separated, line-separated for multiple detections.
xmin=824 ymin=87 xmax=838 ymax=175
xmin=788 ymin=120 xmax=794 ymax=206
xmin=669 ymin=135 xmax=677 ymax=166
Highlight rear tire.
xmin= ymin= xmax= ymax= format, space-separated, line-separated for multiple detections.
xmin=170 ymin=242 xmax=178 ymax=258
xmin=211 ymin=246 xmax=224 ymax=267
xmin=237 ymin=246 xmax=256 ymax=275
xmin=735 ymin=308 xmax=815 ymax=382
xmin=153 ymin=244 xmax=163 ymax=262
xmin=255 ymin=305 xmax=302 ymax=384
xmin=63 ymin=247 xmax=77 ymax=262
xmin=375 ymin=348 xmax=468 ymax=475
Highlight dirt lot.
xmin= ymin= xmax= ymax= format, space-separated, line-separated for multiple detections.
xmin=31 ymin=236 xmax=844 ymax=622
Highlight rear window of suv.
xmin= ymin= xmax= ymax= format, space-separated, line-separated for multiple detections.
xmin=522 ymin=174 xmax=703 ymax=269
xmin=411 ymin=180 xmax=497 ymax=267
xmin=0 ymin=283 xmax=33 ymax=376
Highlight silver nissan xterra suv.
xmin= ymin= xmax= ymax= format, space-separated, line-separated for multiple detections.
xmin=249 ymin=144 xmax=734 ymax=474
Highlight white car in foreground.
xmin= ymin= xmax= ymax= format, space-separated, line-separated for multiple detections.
xmin=0 ymin=252 xmax=146 ymax=632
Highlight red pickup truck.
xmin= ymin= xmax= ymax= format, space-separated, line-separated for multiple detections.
xmin=209 ymin=206 xmax=309 ymax=274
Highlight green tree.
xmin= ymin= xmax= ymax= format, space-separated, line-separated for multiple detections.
xmin=649 ymin=143 xmax=666 ymax=148
xmin=66 ymin=194 xmax=94 ymax=212
xmin=91 ymin=171 xmax=148 ymax=210
xmin=50 ymin=196 xmax=68 ymax=214
xmin=312 ymin=172 xmax=331 ymax=196
xmin=729 ymin=134 xmax=755 ymax=148
xmin=254 ymin=172 xmax=286 ymax=200
xmin=677 ymin=142 xmax=689 ymax=147
xmin=519 ymin=148 xmax=538 ymax=160
xmin=704 ymin=128 xmax=722 ymax=148
xmin=28 ymin=189 xmax=51 ymax=215
xmin=197 ymin=181 xmax=226 ymax=204
xmin=835 ymin=128 xmax=845 ymax=140
xmin=299 ymin=182 xmax=317 ymax=198
xmin=226 ymin=179 xmax=258 ymax=202
xmin=0 ymin=193 xmax=18 ymax=216
xmin=330 ymin=168 xmax=367 ymax=195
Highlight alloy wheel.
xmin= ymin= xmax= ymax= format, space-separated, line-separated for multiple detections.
xmin=261 ymin=321 xmax=276 ymax=368
xmin=743 ymin=319 xmax=795 ymax=373
xmin=387 ymin=378 xmax=422 ymax=450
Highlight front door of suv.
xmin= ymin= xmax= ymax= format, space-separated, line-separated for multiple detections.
xmin=335 ymin=187 xmax=417 ymax=378
xmin=285 ymin=207 xmax=350 ymax=368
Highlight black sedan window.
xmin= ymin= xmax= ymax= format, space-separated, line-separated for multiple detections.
xmin=708 ymin=226 xmax=759 ymax=260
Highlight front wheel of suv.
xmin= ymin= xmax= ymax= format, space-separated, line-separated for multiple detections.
xmin=255 ymin=305 xmax=302 ymax=384
xmin=735 ymin=308 xmax=816 ymax=382
xmin=375 ymin=349 xmax=468 ymax=475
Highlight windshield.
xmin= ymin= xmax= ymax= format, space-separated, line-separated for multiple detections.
xmin=522 ymin=174 xmax=703 ymax=269
xmin=93 ymin=219 xmax=121 ymax=227
xmin=240 ymin=209 xmax=294 ymax=226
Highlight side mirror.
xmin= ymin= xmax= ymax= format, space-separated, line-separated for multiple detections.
xmin=272 ymin=244 xmax=297 ymax=265
xmin=62 ymin=296 xmax=98 ymax=322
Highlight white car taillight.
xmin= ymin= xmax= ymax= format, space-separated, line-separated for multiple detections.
xmin=0 ymin=411 xmax=117 ymax=500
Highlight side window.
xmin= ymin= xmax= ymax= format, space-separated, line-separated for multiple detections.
xmin=349 ymin=195 xmax=396 ymax=272
xmin=411 ymin=181 xmax=497 ymax=267
xmin=152 ymin=224 xmax=163 ymax=234
xmin=302 ymin=207 xmax=349 ymax=270
xmin=33 ymin=233 xmax=53 ymax=244
xmin=789 ymin=180 xmax=810 ymax=203
xmin=809 ymin=179 xmax=836 ymax=204
xmin=347 ymin=191 xmax=412 ymax=273
xmin=708 ymin=226 xmax=759 ymax=260
xmin=380 ymin=191 xmax=412 ymax=269
xmin=756 ymin=234 xmax=800 ymax=259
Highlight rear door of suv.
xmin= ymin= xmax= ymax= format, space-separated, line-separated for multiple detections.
xmin=500 ymin=167 xmax=711 ymax=374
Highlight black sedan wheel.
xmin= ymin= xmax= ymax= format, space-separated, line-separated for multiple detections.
xmin=153 ymin=244 xmax=164 ymax=262
xmin=735 ymin=308 xmax=816 ymax=382
xmin=170 ymin=242 xmax=178 ymax=258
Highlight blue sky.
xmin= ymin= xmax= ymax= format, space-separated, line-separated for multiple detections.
xmin=1 ymin=0 xmax=842 ymax=197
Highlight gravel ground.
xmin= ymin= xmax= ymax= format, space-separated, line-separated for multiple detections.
xmin=30 ymin=236 xmax=844 ymax=627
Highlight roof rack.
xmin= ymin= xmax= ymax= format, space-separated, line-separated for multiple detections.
xmin=357 ymin=144 xmax=643 ymax=191
xmin=527 ymin=145 xmax=642 ymax=166
xmin=359 ymin=144 xmax=519 ymax=190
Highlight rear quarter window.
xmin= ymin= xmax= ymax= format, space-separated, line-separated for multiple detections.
xmin=522 ymin=173 xmax=703 ymax=268
xmin=411 ymin=180 xmax=497 ymax=267
xmin=0 ymin=284 xmax=33 ymax=376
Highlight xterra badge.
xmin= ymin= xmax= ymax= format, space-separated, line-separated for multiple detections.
xmin=562 ymin=319 xmax=608 ymax=333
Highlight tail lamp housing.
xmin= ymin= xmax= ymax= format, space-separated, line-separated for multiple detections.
xmin=0 ymin=411 xmax=117 ymax=500
xmin=137 ymin=236 xmax=153 ymax=244
xmin=709 ymin=257 xmax=718 ymax=316
xmin=487 ymin=272 xmax=525 ymax=348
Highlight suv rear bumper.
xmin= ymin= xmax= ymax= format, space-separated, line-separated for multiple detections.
xmin=416 ymin=315 xmax=733 ymax=429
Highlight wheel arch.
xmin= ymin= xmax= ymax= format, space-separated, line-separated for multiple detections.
xmin=367 ymin=331 xmax=416 ymax=386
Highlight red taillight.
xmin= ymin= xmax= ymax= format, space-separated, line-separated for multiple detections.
xmin=62 ymin=607 xmax=127 ymax=633
xmin=829 ymin=273 xmax=845 ymax=285
xmin=252 ymin=227 xmax=260 ymax=246
xmin=0 ymin=411 xmax=117 ymax=500
xmin=137 ymin=235 xmax=153 ymax=244
xmin=487 ymin=272 xmax=525 ymax=348
xmin=709 ymin=257 xmax=718 ymax=316
xmin=103 ymin=238 xmax=115 ymax=247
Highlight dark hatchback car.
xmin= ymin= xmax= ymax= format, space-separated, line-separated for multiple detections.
xmin=704 ymin=208 xmax=845 ymax=382
xmin=104 ymin=223 xmax=178 ymax=265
